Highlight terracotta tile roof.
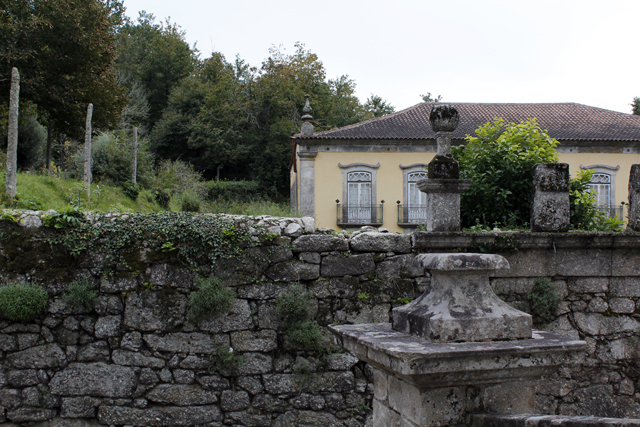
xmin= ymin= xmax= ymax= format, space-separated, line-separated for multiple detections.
xmin=296 ymin=102 xmax=640 ymax=141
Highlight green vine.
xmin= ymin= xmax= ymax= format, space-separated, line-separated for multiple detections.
xmin=45 ymin=212 xmax=255 ymax=270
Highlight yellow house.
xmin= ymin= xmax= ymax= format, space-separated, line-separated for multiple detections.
xmin=291 ymin=102 xmax=640 ymax=233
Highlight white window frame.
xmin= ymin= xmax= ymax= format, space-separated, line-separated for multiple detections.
xmin=580 ymin=164 xmax=619 ymax=207
xmin=400 ymin=163 xmax=429 ymax=224
xmin=338 ymin=163 xmax=380 ymax=224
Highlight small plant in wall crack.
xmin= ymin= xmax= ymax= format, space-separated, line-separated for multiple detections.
xmin=522 ymin=277 xmax=560 ymax=325
xmin=209 ymin=346 xmax=243 ymax=375
xmin=276 ymin=284 xmax=325 ymax=353
xmin=0 ymin=282 xmax=49 ymax=322
xmin=187 ymin=277 xmax=235 ymax=322
xmin=63 ymin=277 xmax=98 ymax=311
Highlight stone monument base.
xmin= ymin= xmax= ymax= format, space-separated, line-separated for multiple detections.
xmin=329 ymin=323 xmax=585 ymax=427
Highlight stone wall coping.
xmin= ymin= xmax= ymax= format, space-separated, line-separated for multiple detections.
xmin=412 ymin=231 xmax=640 ymax=250
xmin=470 ymin=413 xmax=640 ymax=427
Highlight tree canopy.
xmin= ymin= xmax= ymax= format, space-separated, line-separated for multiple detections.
xmin=0 ymin=0 xmax=127 ymax=138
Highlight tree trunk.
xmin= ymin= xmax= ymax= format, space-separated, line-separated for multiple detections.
xmin=131 ymin=126 xmax=138 ymax=184
xmin=83 ymin=103 xmax=93 ymax=199
xmin=6 ymin=67 xmax=20 ymax=199
xmin=46 ymin=129 xmax=52 ymax=172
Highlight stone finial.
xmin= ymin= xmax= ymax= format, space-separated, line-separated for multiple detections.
xmin=628 ymin=164 xmax=640 ymax=231
xmin=300 ymin=95 xmax=313 ymax=135
xmin=429 ymin=104 xmax=460 ymax=133
xmin=392 ymin=253 xmax=532 ymax=342
xmin=531 ymin=163 xmax=570 ymax=232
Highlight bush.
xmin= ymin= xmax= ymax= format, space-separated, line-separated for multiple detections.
xmin=154 ymin=189 xmax=171 ymax=208
xmin=276 ymin=284 xmax=312 ymax=328
xmin=452 ymin=118 xmax=559 ymax=228
xmin=180 ymin=192 xmax=201 ymax=213
xmin=187 ymin=277 xmax=235 ymax=322
xmin=204 ymin=180 xmax=261 ymax=202
xmin=276 ymin=284 xmax=325 ymax=352
xmin=42 ymin=205 xmax=85 ymax=229
xmin=75 ymin=131 xmax=154 ymax=187
xmin=0 ymin=282 xmax=48 ymax=322
xmin=209 ymin=346 xmax=243 ymax=375
xmin=121 ymin=181 xmax=140 ymax=201
xmin=524 ymin=277 xmax=560 ymax=325
xmin=63 ymin=277 xmax=98 ymax=311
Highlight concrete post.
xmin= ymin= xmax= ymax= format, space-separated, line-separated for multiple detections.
xmin=531 ymin=163 xmax=570 ymax=232
xmin=628 ymin=164 xmax=640 ymax=231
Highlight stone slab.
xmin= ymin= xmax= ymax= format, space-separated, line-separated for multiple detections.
xmin=329 ymin=323 xmax=585 ymax=388
xmin=98 ymin=404 xmax=222 ymax=426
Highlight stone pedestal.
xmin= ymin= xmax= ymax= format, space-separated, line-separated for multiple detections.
xmin=531 ymin=163 xmax=570 ymax=232
xmin=418 ymin=179 xmax=472 ymax=232
xmin=628 ymin=164 xmax=640 ymax=232
xmin=392 ymin=253 xmax=531 ymax=342
xmin=330 ymin=252 xmax=586 ymax=427
xmin=330 ymin=324 xmax=585 ymax=427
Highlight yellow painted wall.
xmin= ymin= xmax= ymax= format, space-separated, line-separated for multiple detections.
xmin=314 ymin=152 xmax=436 ymax=232
xmin=559 ymin=152 xmax=640 ymax=205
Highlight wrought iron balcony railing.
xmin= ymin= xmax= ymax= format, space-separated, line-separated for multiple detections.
xmin=336 ymin=204 xmax=384 ymax=226
xmin=595 ymin=205 xmax=625 ymax=220
xmin=397 ymin=204 xmax=428 ymax=225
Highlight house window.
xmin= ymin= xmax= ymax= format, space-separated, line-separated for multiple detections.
xmin=580 ymin=164 xmax=620 ymax=208
xmin=338 ymin=162 xmax=381 ymax=226
xmin=588 ymin=173 xmax=611 ymax=206
xmin=407 ymin=172 xmax=427 ymax=223
xmin=399 ymin=163 xmax=429 ymax=225
xmin=347 ymin=172 xmax=372 ymax=223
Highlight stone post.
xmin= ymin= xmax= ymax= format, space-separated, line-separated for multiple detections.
xmin=6 ymin=67 xmax=19 ymax=199
xmin=531 ymin=163 xmax=570 ymax=232
xmin=628 ymin=164 xmax=640 ymax=232
xmin=330 ymin=253 xmax=586 ymax=427
xmin=417 ymin=105 xmax=471 ymax=231
xmin=298 ymin=152 xmax=317 ymax=217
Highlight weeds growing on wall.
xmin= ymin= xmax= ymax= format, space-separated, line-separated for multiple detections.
xmin=63 ymin=277 xmax=98 ymax=311
xmin=523 ymin=277 xmax=560 ymax=325
xmin=209 ymin=347 xmax=243 ymax=376
xmin=46 ymin=211 xmax=254 ymax=270
xmin=187 ymin=277 xmax=235 ymax=322
xmin=0 ymin=282 xmax=48 ymax=322
xmin=276 ymin=284 xmax=324 ymax=352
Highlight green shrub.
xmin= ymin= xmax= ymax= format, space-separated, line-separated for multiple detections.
xmin=187 ymin=277 xmax=235 ymax=322
xmin=0 ymin=282 xmax=48 ymax=322
xmin=524 ymin=277 xmax=560 ymax=325
xmin=180 ymin=192 xmax=201 ymax=213
xmin=121 ymin=181 xmax=140 ymax=201
xmin=63 ymin=277 xmax=98 ymax=311
xmin=276 ymin=284 xmax=313 ymax=328
xmin=276 ymin=285 xmax=325 ymax=352
xmin=154 ymin=189 xmax=171 ymax=208
xmin=13 ymin=195 xmax=43 ymax=210
xmin=285 ymin=320 xmax=324 ymax=350
xmin=452 ymin=118 xmax=559 ymax=228
xmin=204 ymin=180 xmax=261 ymax=202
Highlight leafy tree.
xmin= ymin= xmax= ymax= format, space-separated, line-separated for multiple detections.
xmin=364 ymin=94 xmax=395 ymax=118
xmin=115 ymin=12 xmax=198 ymax=132
xmin=421 ymin=92 xmax=443 ymax=102
xmin=452 ymin=118 xmax=559 ymax=228
xmin=0 ymin=0 xmax=127 ymax=138
xmin=632 ymin=96 xmax=640 ymax=116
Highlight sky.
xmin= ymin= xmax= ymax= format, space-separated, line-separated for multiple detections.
xmin=122 ymin=0 xmax=640 ymax=114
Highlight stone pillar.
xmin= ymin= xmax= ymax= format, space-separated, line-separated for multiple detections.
xmin=531 ymin=163 xmax=570 ymax=232
xmin=628 ymin=164 xmax=640 ymax=232
xmin=298 ymin=152 xmax=317 ymax=217
xmin=418 ymin=105 xmax=472 ymax=232
xmin=330 ymin=253 xmax=586 ymax=427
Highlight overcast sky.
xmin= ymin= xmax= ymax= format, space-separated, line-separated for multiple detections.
xmin=122 ymin=0 xmax=640 ymax=114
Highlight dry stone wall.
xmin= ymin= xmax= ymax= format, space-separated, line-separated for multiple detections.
xmin=0 ymin=212 xmax=640 ymax=425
